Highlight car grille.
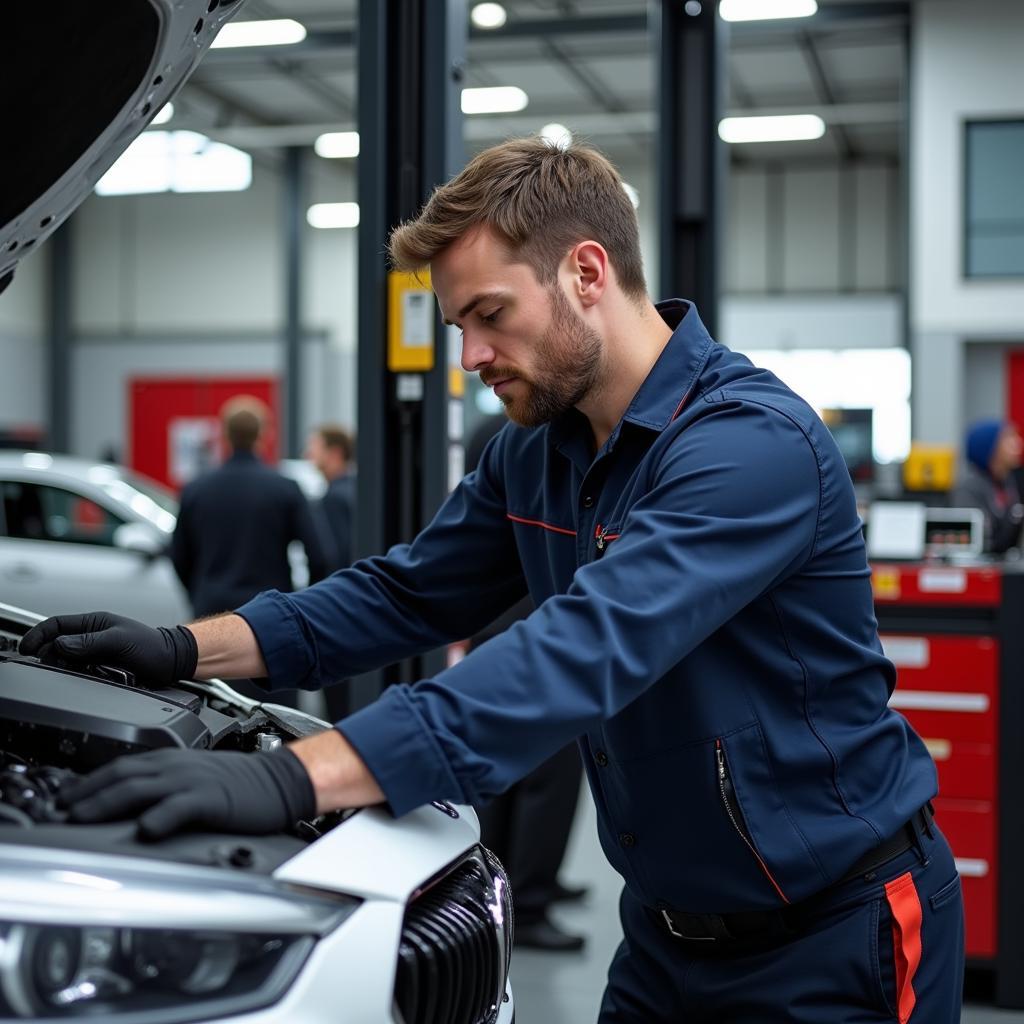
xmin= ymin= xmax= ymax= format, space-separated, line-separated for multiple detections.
xmin=394 ymin=851 xmax=511 ymax=1024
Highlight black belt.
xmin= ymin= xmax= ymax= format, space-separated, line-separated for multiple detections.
xmin=651 ymin=804 xmax=935 ymax=948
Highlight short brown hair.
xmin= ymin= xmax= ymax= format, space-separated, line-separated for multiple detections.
xmin=388 ymin=137 xmax=647 ymax=299
xmin=222 ymin=396 xmax=267 ymax=451
xmin=316 ymin=424 xmax=354 ymax=462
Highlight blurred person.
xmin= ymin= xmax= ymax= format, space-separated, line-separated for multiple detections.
xmin=170 ymin=395 xmax=329 ymax=617
xmin=952 ymin=418 xmax=1024 ymax=554
xmin=305 ymin=424 xmax=356 ymax=572
xmin=467 ymin=412 xmax=586 ymax=952
xmin=305 ymin=423 xmax=357 ymax=720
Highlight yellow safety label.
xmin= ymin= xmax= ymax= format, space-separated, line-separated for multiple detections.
xmin=388 ymin=270 xmax=435 ymax=373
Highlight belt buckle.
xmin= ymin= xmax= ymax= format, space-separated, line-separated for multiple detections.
xmin=661 ymin=909 xmax=716 ymax=941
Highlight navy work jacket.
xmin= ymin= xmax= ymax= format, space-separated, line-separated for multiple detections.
xmin=238 ymin=300 xmax=937 ymax=913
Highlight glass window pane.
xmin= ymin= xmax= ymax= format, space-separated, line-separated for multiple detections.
xmin=1 ymin=481 xmax=124 ymax=545
xmin=965 ymin=121 xmax=1024 ymax=277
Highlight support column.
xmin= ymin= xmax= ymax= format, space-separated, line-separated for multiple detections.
xmin=47 ymin=218 xmax=73 ymax=453
xmin=354 ymin=0 xmax=466 ymax=705
xmin=283 ymin=146 xmax=305 ymax=459
xmin=655 ymin=0 xmax=724 ymax=335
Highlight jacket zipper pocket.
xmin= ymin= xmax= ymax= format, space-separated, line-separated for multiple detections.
xmin=715 ymin=738 xmax=790 ymax=904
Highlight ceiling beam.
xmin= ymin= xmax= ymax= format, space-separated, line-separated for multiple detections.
xmin=187 ymin=101 xmax=901 ymax=150
xmin=797 ymin=29 xmax=854 ymax=160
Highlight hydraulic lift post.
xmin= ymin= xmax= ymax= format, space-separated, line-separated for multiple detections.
xmin=352 ymin=0 xmax=466 ymax=709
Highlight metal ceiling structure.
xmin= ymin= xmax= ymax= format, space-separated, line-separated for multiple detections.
xmin=171 ymin=0 xmax=909 ymax=171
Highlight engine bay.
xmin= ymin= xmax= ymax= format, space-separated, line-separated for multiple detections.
xmin=0 ymin=615 xmax=341 ymax=870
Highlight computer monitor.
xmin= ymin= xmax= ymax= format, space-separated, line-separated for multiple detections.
xmin=821 ymin=408 xmax=874 ymax=483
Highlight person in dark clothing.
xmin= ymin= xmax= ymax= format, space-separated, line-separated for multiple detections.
xmin=305 ymin=423 xmax=357 ymax=720
xmin=466 ymin=412 xmax=587 ymax=952
xmin=305 ymin=424 xmax=356 ymax=572
xmin=951 ymin=418 xmax=1024 ymax=554
xmin=170 ymin=396 xmax=329 ymax=617
xmin=26 ymin=138 xmax=964 ymax=1022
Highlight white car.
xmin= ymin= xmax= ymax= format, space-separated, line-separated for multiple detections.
xmin=0 ymin=452 xmax=190 ymax=626
xmin=0 ymin=602 xmax=515 ymax=1022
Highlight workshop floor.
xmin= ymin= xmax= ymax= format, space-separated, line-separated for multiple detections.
xmin=508 ymin=789 xmax=1022 ymax=1023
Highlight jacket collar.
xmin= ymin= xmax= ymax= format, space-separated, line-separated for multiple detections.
xmin=547 ymin=298 xmax=715 ymax=453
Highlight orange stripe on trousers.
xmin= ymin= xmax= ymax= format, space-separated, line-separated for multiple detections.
xmin=885 ymin=870 xmax=923 ymax=1023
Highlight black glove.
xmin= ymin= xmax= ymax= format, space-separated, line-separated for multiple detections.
xmin=59 ymin=748 xmax=317 ymax=841
xmin=19 ymin=612 xmax=198 ymax=687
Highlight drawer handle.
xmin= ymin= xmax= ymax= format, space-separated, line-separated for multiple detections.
xmin=889 ymin=691 xmax=989 ymax=713
xmin=954 ymin=858 xmax=989 ymax=878
xmin=922 ymin=738 xmax=951 ymax=761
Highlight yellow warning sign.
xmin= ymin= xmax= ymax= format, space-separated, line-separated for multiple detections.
xmin=388 ymin=270 xmax=435 ymax=373
xmin=872 ymin=567 xmax=901 ymax=601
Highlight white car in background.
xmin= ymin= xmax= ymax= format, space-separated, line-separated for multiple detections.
xmin=0 ymin=452 xmax=190 ymax=626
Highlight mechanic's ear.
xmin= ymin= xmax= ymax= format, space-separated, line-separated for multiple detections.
xmin=566 ymin=240 xmax=608 ymax=309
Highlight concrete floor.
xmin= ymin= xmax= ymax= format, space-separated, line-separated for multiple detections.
xmin=508 ymin=790 xmax=1021 ymax=1024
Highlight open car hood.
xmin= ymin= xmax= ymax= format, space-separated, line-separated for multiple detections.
xmin=0 ymin=0 xmax=247 ymax=296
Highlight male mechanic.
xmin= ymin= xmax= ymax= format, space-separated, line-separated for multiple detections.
xmin=22 ymin=137 xmax=963 ymax=1022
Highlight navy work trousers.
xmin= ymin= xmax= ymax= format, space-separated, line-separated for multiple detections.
xmin=599 ymin=824 xmax=964 ymax=1022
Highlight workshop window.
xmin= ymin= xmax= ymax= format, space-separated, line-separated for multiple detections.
xmin=965 ymin=120 xmax=1024 ymax=278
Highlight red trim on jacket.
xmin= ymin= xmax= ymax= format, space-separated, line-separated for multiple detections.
xmin=506 ymin=513 xmax=576 ymax=537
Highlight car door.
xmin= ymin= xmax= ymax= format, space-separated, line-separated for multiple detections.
xmin=0 ymin=478 xmax=190 ymax=626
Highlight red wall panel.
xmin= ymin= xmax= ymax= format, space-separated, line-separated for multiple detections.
xmin=129 ymin=377 xmax=279 ymax=491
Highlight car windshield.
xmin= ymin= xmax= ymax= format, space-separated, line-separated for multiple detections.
xmin=87 ymin=466 xmax=178 ymax=533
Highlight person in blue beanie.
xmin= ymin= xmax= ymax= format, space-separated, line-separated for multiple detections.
xmin=952 ymin=418 xmax=1024 ymax=553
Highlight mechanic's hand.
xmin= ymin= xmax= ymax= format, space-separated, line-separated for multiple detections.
xmin=19 ymin=612 xmax=198 ymax=687
xmin=59 ymin=748 xmax=317 ymax=841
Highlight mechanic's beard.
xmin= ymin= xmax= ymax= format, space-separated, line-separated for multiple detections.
xmin=497 ymin=289 xmax=604 ymax=428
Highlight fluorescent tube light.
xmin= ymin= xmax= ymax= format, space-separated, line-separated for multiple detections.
xmin=719 ymin=0 xmax=817 ymax=21
xmin=540 ymin=123 xmax=572 ymax=149
xmin=718 ymin=114 xmax=826 ymax=144
xmin=151 ymin=103 xmax=174 ymax=126
xmin=95 ymin=131 xmax=252 ymax=196
xmin=307 ymin=202 xmax=360 ymax=229
xmin=210 ymin=18 xmax=307 ymax=49
xmin=471 ymin=3 xmax=507 ymax=29
xmin=622 ymin=183 xmax=640 ymax=209
xmin=461 ymin=86 xmax=528 ymax=115
xmin=314 ymin=132 xmax=360 ymax=159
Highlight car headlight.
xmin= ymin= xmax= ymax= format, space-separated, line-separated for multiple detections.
xmin=0 ymin=923 xmax=312 ymax=1019
xmin=0 ymin=849 xmax=360 ymax=1022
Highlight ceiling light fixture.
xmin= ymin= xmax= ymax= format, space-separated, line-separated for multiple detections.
xmin=307 ymin=202 xmax=360 ymax=229
xmin=314 ymin=131 xmax=360 ymax=159
xmin=461 ymin=86 xmax=529 ymax=115
xmin=540 ymin=123 xmax=572 ymax=149
xmin=95 ymin=131 xmax=252 ymax=196
xmin=210 ymin=18 xmax=307 ymax=49
xmin=150 ymin=103 xmax=174 ymax=126
xmin=717 ymin=114 xmax=826 ymax=144
xmin=470 ymin=3 xmax=507 ymax=29
xmin=718 ymin=0 xmax=817 ymax=21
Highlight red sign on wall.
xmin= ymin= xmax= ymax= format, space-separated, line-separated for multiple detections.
xmin=129 ymin=377 xmax=279 ymax=491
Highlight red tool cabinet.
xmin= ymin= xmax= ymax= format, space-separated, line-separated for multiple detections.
xmin=872 ymin=562 xmax=1024 ymax=1006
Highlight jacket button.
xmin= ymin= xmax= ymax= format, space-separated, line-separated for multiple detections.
xmin=620 ymin=832 xmax=636 ymax=848
xmin=583 ymin=495 xmax=594 ymax=508
xmin=595 ymin=750 xmax=609 ymax=767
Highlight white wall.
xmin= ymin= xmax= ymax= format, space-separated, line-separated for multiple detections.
xmin=0 ymin=247 xmax=46 ymax=432
xmin=720 ymin=294 xmax=902 ymax=352
xmin=910 ymin=0 xmax=1024 ymax=445
xmin=724 ymin=162 xmax=899 ymax=295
